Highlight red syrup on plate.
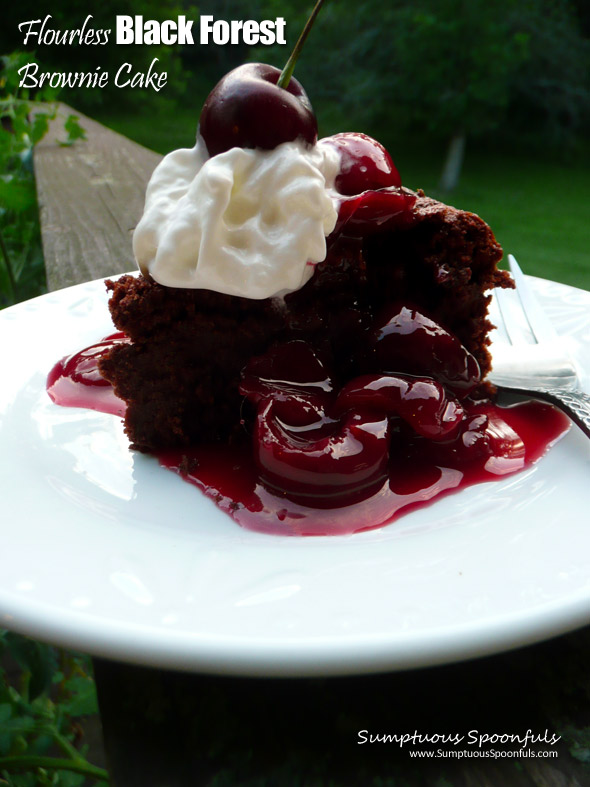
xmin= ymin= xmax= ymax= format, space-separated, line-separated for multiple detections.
xmin=47 ymin=332 xmax=129 ymax=417
xmin=47 ymin=327 xmax=570 ymax=537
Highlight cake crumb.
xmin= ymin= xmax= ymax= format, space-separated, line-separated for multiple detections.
xmin=179 ymin=454 xmax=199 ymax=476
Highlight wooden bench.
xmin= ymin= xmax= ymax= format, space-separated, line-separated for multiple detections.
xmin=32 ymin=104 xmax=590 ymax=787
xmin=35 ymin=103 xmax=161 ymax=291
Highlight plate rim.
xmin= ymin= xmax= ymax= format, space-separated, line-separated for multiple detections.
xmin=1 ymin=273 xmax=590 ymax=676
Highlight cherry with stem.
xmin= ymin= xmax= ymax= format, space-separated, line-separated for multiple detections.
xmin=277 ymin=0 xmax=326 ymax=90
xmin=199 ymin=1 xmax=327 ymax=155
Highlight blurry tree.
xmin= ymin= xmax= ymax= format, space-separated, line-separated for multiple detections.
xmin=182 ymin=0 xmax=268 ymax=78
xmin=2 ymin=0 xmax=588 ymax=186
xmin=508 ymin=0 xmax=590 ymax=150
xmin=255 ymin=0 xmax=590 ymax=190
xmin=572 ymin=0 xmax=590 ymax=35
xmin=383 ymin=0 xmax=530 ymax=190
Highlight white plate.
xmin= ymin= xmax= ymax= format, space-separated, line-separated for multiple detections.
xmin=1 ymin=276 xmax=590 ymax=677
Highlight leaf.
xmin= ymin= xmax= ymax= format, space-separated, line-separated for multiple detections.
xmin=570 ymin=741 xmax=590 ymax=763
xmin=26 ymin=733 xmax=54 ymax=757
xmin=53 ymin=771 xmax=86 ymax=787
xmin=1 ymin=52 xmax=36 ymax=95
xmin=59 ymin=116 xmax=86 ymax=148
xmin=19 ymin=148 xmax=34 ymax=176
xmin=0 ymin=733 xmax=12 ymax=756
xmin=61 ymin=678 xmax=98 ymax=718
xmin=4 ymin=635 xmax=57 ymax=702
xmin=0 ymin=716 xmax=39 ymax=736
xmin=0 ymin=178 xmax=36 ymax=214
xmin=9 ymin=248 xmax=26 ymax=284
xmin=28 ymin=113 xmax=50 ymax=147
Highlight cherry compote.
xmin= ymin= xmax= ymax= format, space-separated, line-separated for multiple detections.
xmin=370 ymin=305 xmax=481 ymax=396
xmin=45 ymin=108 xmax=568 ymax=535
xmin=47 ymin=332 xmax=128 ymax=417
xmin=323 ymin=133 xmax=402 ymax=195
xmin=47 ymin=320 xmax=569 ymax=536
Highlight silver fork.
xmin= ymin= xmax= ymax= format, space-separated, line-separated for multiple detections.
xmin=488 ymin=255 xmax=590 ymax=438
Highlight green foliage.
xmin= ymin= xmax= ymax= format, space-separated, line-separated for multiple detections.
xmin=59 ymin=115 xmax=87 ymax=148
xmin=0 ymin=53 xmax=49 ymax=307
xmin=252 ymin=0 xmax=590 ymax=153
xmin=564 ymin=725 xmax=590 ymax=764
xmin=3 ymin=0 xmax=191 ymax=113
xmin=0 ymin=631 xmax=108 ymax=786
xmin=0 ymin=52 xmax=86 ymax=308
xmin=508 ymin=0 xmax=590 ymax=147
xmin=386 ymin=0 xmax=530 ymax=138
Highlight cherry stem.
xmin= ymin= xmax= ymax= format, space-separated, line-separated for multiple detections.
xmin=277 ymin=0 xmax=326 ymax=90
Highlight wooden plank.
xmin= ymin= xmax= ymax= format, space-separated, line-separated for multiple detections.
xmin=33 ymin=103 xmax=162 ymax=292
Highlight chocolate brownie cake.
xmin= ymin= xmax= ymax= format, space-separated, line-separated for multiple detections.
xmin=46 ymin=52 xmax=572 ymax=534
xmin=99 ymin=190 xmax=508 ymax=453
xmin=88 ymin=57 xmax=525 ymax=534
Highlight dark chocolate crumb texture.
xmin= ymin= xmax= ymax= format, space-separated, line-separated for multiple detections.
xmin=100 ymin=191 xmax=510 ymax=453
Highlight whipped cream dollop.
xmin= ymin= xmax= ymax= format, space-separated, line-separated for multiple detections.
xmin=133 ymin=137 xmax=341 ymax=299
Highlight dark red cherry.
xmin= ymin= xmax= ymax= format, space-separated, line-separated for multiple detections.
xmin=371 ymin=306 xmax=481 ymax=397
xmin=416 ymin=405 xmax=526 ymax=476
xmin=199 ymin=63 xmax=318 ymax=157
xmin=323 ymin=132 xmax=401 ymax=196
xmin=334 ymin=374 xmax=464 ymax=440
xmin=333 ymin=188 xmax=416 ymax=237
xmin=254 ymin=399 xmax=390 ymax=504
xmin=240 ymin=340 xmax=333 ymax=404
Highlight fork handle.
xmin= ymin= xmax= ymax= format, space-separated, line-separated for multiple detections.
xmin=498 ymin=386 xmax=590 ymax=439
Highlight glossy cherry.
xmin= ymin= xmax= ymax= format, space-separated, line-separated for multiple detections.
xmin=371 ymin=305 xmax=481 ymax=396
xmin=240 ymin=337 xmax=466 ymax=502
xmin=240 ymin=340 xmax=333 ymax=404
xmin=334 ymin=373 xmax=464 ymax=440
xmin=254 ymin=398 xmax=391 ymax=504
xmin=199 ymin=63 xmax=318 ymax=157
xmin=417 ymin=405 xmax=526 ymax=476
xmin=49 ymin=332 xmax=570 ymax=533
xmin=333 ymin=188 xmax=416 ymax=238
xmin=323 ymin=132 xmax=402 ymax=195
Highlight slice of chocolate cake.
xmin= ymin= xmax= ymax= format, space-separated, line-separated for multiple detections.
xmin=46 ymin=46 xmax=574 ymax=535
xmin=88 ymin=56 xmax=535 ymax=536
xmin=99 ymin=191 xmax=509 ymax=453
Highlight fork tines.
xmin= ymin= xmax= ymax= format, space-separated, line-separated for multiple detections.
xmin=492 ymin=255 xmax=559 ymax=346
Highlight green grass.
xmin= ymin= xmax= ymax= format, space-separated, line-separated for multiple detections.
xmin=95 ymin=107 xmax=200 ymax=160
xmin=398 ymin=144 xmax=590 ymax=291
xmin=94 ymin=107 xmax=590 ymax=292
